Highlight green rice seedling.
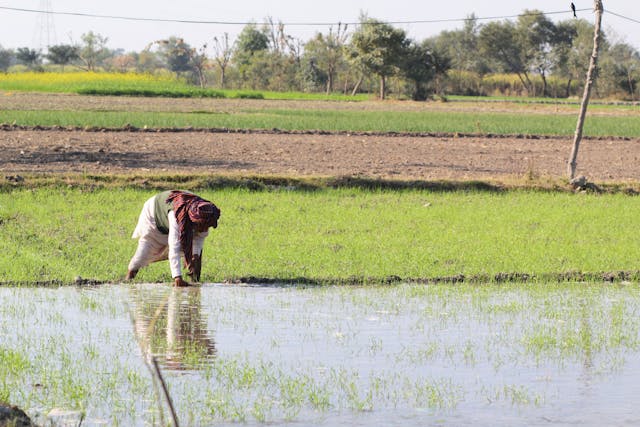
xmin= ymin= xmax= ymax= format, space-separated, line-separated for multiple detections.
xmin=2 ymin=107 xmax=640 ymax=136
xmin=0 ymin=347 xmax=31 ymax=402
xmin=412 ymin=378 xmax=464 ymax=409
xmin=5 ymin=187 xmax=640 ymax=284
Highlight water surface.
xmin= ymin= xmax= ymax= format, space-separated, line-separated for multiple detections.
xmin=1 ymin=282 xmax=639 ymax=426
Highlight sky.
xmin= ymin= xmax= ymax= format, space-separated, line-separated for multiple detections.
xmin=0 ymin=0 xmax=639 ymax=54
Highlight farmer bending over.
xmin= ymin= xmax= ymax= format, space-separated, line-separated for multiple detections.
xmin=126 ymin=190 xmax=221 ymax=286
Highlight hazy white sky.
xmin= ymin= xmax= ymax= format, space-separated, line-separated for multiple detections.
xmin=0 ymin=0 xmax=638 ymax=53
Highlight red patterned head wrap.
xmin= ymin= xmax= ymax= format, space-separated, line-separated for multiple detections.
xmin=166 ymin=191 xmax=220 ymax=271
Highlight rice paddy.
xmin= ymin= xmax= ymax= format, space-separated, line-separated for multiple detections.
xmin=1 ymin=282 xmax=639 ymax=426
xmin=3 ymin=107 xmax=640 ymax=137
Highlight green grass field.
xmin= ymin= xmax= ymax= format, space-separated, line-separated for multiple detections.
xmin=2 ymin=71 xmax=640 ymax=136
xmin=1 ymin=187 xmax=639 ymax=284
xmin=3 ymin=108 xmax=640 ymax=137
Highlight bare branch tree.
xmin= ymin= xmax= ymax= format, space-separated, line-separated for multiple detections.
xmin=212 ymin=33 xmax=234 ymax=88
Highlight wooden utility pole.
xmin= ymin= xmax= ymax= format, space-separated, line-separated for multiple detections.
xmin=567 ymin=0 xmax=604 ymax=180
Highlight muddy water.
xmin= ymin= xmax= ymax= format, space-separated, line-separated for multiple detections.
xmin=1 ymin=283 xmax=640 ymax=426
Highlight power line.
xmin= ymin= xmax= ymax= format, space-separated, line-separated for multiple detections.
xmin=0 ymin=5 xmax=595 ymax=27
xmin=605 ymin=10 xmax=640 ymax=25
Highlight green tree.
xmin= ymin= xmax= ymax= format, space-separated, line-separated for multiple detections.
xmin=432 ymin=15 xmax=488 ymax=74
xmin=16 ymin=47 xmax=42 ymax=70
xmin=516 ymin=10 xmax=558 ymax=96
xmin=557 ymin=19 xmax=606 ymax=97
xmin=607 ymin=42 xmax=640 ymax=100
xmin=156 ymin=37 xmax=192 ymax=75
xmin=0 ymin=46 xmax=14 ymax=72
xmin=478 ymin=21 xmax=531 ymax=92
xmin=347 ymin=17 xmax=409 ymax=99
xmin=45 ymin=44 xmax=79 ymax=70
xmin=400 ymin=41 xmax=434 ymax=100
xmin=233 ymin=23 xmax=270 ymax=85
xmin=152 ymin=37 xmax=209 ymax=87
xmin=235 ymin=24 xmax=269 ymax=59
xmin=550 ymin=20 xmax=579 ymax=97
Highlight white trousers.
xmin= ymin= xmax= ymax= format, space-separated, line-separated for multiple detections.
xmin=128 ymin=228 xmax=172 ymax=271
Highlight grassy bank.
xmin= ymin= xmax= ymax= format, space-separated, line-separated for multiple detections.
xmin=1 ymin=186 xmax=639 ymax=284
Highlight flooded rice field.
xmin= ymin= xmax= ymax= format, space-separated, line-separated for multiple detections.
xmin=1 ymin=282 xmax=640 ymax=426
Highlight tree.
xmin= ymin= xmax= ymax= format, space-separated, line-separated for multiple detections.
xmin=430 ymin=44 xmax=453 ymax=97
xmin=16 ymin=47 xmax=42 ymax=70
xmin=155 ymin=37 xmax=192 ymax=75
xmin=479 ymin=21 xmax=532 ymax=93
xmin=45 ymin=44 xmax=79 ymax=70
xmin=607 ymin=42 xmax=640 ymax=100
xmin=108 ymin=53 xmax=137 ymax=73
xmin=399 ymin=41 xmax=435 ymax=100
xmin=347 ymin=17 xmax=409 ymax=99
xmin=516 ymin=10 xmax=558 ymax=96
xmin=132 ymin=50 xmax=163 ymax=73
xmin=260 ymin=19 xmax=304 ymax=91
xmin=550 ymin=20 xmax=579 ymax=97
xmin=303 ymin=24 xmax=349 ymax=94
xmin=398 ymin=40 xmax=451 ymax=100
xmin=152 ymin=37 xmax=209 ymax=87
xmin=78 ymin=31 xmax=110 ymax=71
xmin=190 ymin=44 xmax=210 ymax=88
xmin=233 ymin=23 xmax=270 ymax=85
xmin=0 ymin=46 xmax=14 ymax=72
xmin=432 ymin=15 xmax=488 ymax=74
xmin=213 ymin=33 xmax=234 ymax=88
xmin=235 ymin=24 xmax=269 ymax=59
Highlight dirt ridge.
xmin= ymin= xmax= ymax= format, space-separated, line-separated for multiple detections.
xmin=2 ymin=270 xmax=639 ymax=288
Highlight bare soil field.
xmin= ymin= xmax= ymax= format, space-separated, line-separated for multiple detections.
xmin=2 ymin=92 xmax=640 ymax=183
xmin=2 ymin=127 xmax=640 ymax=183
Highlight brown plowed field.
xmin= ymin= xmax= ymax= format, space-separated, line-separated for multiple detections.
xmin=3 ymin=129 xmax=640 ymax=182
xmin=2 ymin=92 xmax=639 ymax=182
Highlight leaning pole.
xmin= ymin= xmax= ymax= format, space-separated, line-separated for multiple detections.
xmin=567 ymin=0 xmax=604 ymax=180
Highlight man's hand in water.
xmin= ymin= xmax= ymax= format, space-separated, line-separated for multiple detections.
xmin=189 ymin=254 xmax=202 ymax=282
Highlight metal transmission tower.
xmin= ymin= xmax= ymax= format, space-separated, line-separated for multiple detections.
xmin=34 ymin=0 xmax=57 ymax=50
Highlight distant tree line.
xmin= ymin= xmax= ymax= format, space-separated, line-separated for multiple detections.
xmin=1 ymin=10 xmax=639 ymax=100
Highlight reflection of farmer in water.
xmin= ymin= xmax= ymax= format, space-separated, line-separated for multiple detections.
xmin=132 ymin=286 xmax=216 ymax=370
xmin=126 ymin=190 xmax=220 ymax=287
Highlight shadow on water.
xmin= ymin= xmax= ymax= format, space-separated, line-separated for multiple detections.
xmin=129 ymin=285 xmax=216 ymax=371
